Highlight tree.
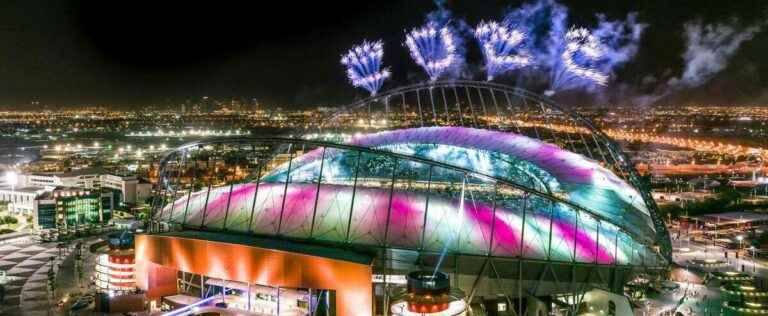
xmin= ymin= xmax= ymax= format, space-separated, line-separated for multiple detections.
xmin=756 ymin=230 xmax=768 ymax=249
xmin=2 ymin=216 xmax=17 ymax=226
xmin=0 ymin=216 xmax=16 ymax=228
xmin=47 ymin=257 xmax=56 ymax=296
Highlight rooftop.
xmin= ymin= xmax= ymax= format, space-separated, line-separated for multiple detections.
xmin=0 ymin=185 xmax=46 ymax=193
xmin=29 ymin=167 xmax=106 ymax=177
xmin=692 ymin=211 xmax=768 ymax=224
xmin=150 ymin=230 xmax=374 ymax=265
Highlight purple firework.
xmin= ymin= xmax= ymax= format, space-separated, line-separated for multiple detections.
xmin=475 ymin=20 xmax=532 ymax=81
xmin=341 ymin=40 xmax=391 ymax=95
xmin=405 ymin=22 xmax=458 ymax=81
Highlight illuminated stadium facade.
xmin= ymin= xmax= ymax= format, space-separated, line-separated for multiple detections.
xmin=139 ymin=81 xmax=670 ymax=316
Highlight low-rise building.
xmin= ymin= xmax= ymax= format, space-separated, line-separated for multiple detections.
xmin=33 ymin=188 xmax=115 ymax=232
xmin=20 ymin=168 xmax=151 ymax=204
xmin=692 ymin=211 xmax=768 ymax=231
xmin=0 ymin=185 xmax=47 ymax=214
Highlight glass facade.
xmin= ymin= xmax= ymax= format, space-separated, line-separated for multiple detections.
xmin=168 ymin=273 xmax=334 ymax=316
xmin=156 ymin=127 xmax=666 ymax=267
xmin=37 ymin=202 xmax=57 ymax=229
xmin=102 ymin=194 xmax=113 ymax=222
xmin=58 ymin=194 xmax=102 ymax=227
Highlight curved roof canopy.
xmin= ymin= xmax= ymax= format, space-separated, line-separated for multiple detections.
xmin=159 ymin=126 xmax=663 ymax=267
xmin=266 ymin=127 xmax=655 ymax=240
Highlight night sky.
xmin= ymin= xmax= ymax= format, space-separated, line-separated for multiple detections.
xmin=0 ymin=0 xmax=766 ymax=109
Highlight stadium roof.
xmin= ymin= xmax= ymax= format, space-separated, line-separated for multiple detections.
xmin=158 ymin=127 xmax=664 ymax=267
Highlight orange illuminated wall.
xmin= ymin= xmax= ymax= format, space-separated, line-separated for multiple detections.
xmin=134 ymin=234 xmax=373 ymax=316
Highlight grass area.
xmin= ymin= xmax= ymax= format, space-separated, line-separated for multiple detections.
xmin=0 ymin=211 xmax=21 ymax=234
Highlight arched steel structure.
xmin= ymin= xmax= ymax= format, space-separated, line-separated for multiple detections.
xmin=316 ymin=80 xmax=670 ymax=260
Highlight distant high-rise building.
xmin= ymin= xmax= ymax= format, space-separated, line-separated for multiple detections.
xmin=201 ymin=96 xmax=215 ymax=113
xmin=229 ymin=99 xmax=243 ymax=112
xmin=251 ymin=98 xmax=260 ymax=112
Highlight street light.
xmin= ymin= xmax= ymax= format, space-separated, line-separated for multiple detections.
xmin=4 ymin=171 xmax=17 ymax=189
xmin=4 ymin=171 xmax=18 ymax=213
xmin=736 ymin=235 xmax=745 ymax=269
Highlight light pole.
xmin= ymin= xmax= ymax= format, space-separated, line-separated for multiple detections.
xmin=737 ymin=235 xmax=744 ymax=252
xmin=4 ymin=171 xmax=17 ymax=191
xmin=4 ymin=171 xmax=17 ymax=213
xmin=736 ymin=235 xmax=744 ymax=270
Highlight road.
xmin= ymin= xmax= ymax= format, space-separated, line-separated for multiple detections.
xmin=652 ymin=234 xmax=768 ymax=316
xmin=672 ymin=237 xmax=768 ymax=277
xmin=48 ymin=236 xmax=103 ymax=316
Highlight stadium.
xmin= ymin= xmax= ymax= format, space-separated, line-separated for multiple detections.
xmin=138 ymin=80 xmax=671 ymax=316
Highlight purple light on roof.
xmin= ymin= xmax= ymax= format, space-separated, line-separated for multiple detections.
xmin=346 ymin=127 xmax=648 ymax=219
xmin=264 ymin=127 xmax=653 ymax=241
xmin=163 ymin=183 xmax=620 ymax=264
xmin=348 ymin=126 xmax=594 ymax=183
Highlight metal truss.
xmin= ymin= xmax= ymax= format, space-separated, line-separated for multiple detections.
xmin=321 ymin=80 xmax=671 ymax=260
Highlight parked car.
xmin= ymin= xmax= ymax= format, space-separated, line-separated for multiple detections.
xmin=69 ymin=294 xmax=94 ymax=311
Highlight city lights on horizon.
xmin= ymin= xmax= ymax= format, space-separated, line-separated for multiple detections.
xmin=127 ymin=129 xmax=249 ymax=138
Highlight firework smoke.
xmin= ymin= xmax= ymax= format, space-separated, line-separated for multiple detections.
xmin=672 ymin=20 xmax=761 ymax=87
xmin=634 ymin=20 xmax=761 ymax=105
xmin=498 ymin=0 xmax=645 ymax=93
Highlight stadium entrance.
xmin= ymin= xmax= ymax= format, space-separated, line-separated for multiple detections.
xmin=160 ymin=271 xmax=336 ymax=315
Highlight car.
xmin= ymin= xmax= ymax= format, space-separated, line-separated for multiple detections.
xmin=69 ymin=295 xmax=94 ymax=311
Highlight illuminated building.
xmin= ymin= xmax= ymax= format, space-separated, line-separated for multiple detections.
xmin=94 ymin=232 xmax=136 ymax=295
xmin=27 ymin=188 xmax=115 ymax=233
xmin=723 ymin=300 xmax=768 ymax=315
xmin=139 ymin=81 xmax=671 ymax=316
xmin=0 ymin=186 xmax=45 ymax=214
xmin=21 ymin=169 xmax=152 ymax=204
xmin=53 ymin=189 xmax=113 ymax=232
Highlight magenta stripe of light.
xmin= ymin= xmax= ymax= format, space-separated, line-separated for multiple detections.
xmin=167 ymin=183 xmax=617 ymax=264
xmin=348 ymin=126 xmax=595 ymax=183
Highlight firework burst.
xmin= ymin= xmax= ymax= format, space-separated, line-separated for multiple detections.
xmin=474 ymin=21 xmax=532 ymax=81
xmin=558 ymin=27 xmax=609 ymax=86
xmin=341 ymin=40 xmax=391 ymax=95
xmin=405 ymin=22 xmax=458 ymax=81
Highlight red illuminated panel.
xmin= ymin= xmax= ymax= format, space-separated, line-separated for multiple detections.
xmin=107 ymin=253 xmax=136 ymax=289
xmin=135 ymin=234 xmax=373 ymax=316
